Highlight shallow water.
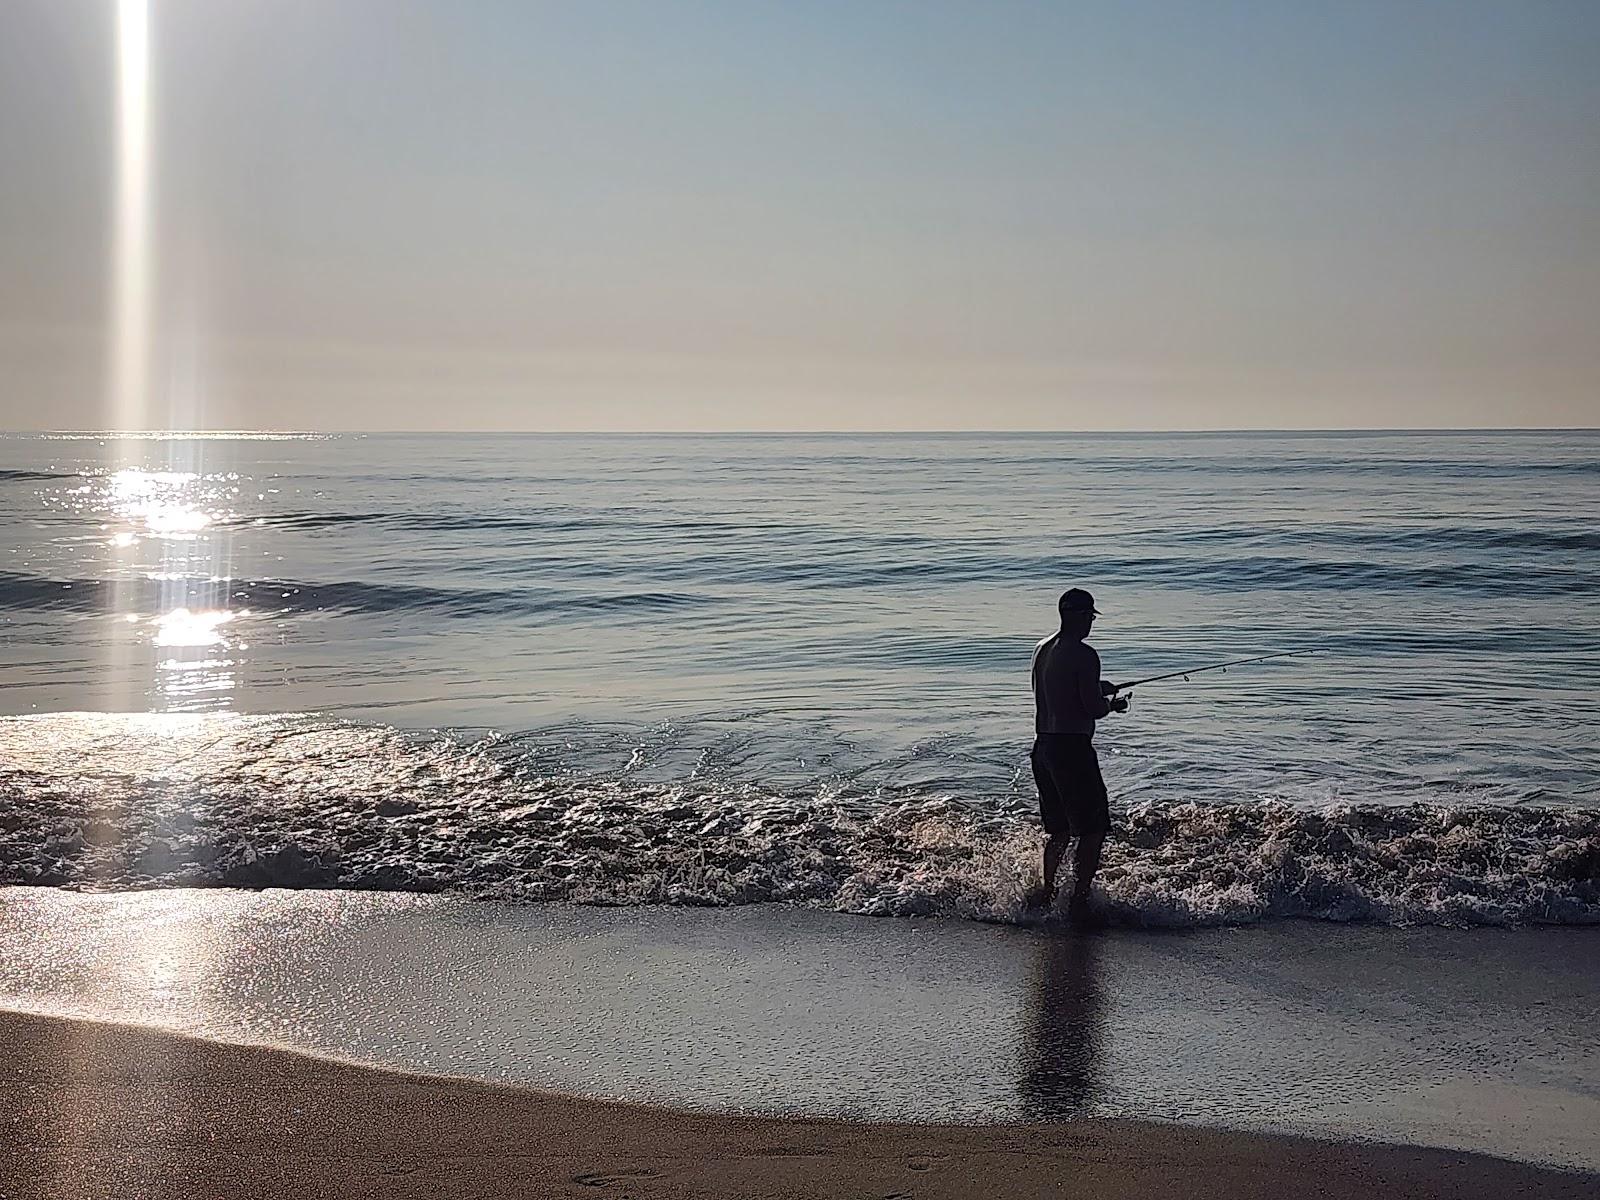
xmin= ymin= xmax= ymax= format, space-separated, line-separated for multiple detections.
xmin=1 ymin=432 xmax=1596 ymax=924
xmin=2 ymin=888 xmax=1596 ymax=1168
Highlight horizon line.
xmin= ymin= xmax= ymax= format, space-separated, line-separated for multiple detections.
xmin=3 ymin=425 xmax=1597 ymax=438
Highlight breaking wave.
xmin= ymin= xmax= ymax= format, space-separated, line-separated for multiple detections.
xmin=1 ymin=717 xmax=1594 ymax=929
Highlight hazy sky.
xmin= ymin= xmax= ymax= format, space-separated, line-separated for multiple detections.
xmin=2 ymin=0 xmax=1597 ymax=431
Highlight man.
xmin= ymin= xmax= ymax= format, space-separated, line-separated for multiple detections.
xmin=1030 ymin=587 xmax=1127 ymax=926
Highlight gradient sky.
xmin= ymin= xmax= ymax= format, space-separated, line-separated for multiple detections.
xmin=1 ymin=0 xmax=1597 ymax=431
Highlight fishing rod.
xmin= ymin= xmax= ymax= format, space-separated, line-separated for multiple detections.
xmin=1109 ymin=648 xmax=1324 ymax=694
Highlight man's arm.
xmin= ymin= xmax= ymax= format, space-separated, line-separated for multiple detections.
xmin=1077 ymin=646 xmax=1113 ymax=720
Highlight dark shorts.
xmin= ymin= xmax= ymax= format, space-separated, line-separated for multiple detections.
xmin=1031 ymin=734 xmax=1110 ymax=839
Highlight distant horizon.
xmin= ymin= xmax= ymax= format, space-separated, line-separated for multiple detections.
xmin=4 ymin=424 xmax=1597 ymax=438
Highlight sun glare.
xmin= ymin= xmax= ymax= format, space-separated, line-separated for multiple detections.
xmin=152 ymin=607 xmax=236 ymax=648
xmin=110 ymin=469 xmax=218 ymax=536
xmin=112 ymin=0 xmax=150 ymax=432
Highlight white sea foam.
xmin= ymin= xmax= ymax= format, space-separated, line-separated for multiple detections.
xmin=2 ymin=715 xmax=1594 ymax=929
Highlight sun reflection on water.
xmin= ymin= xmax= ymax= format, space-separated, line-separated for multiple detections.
xmin=93 ymin=463 xmax=246 ymax=713
xmin=109 ymin=468 xmax=221 ymax=538
xmin=98 ymin=0 xmax=249 ymax=717
xmin=152 ymin=606 xmax=237 ymax=647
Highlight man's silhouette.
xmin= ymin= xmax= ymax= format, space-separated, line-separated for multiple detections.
xmin=1030 ymin=588 xmax=1126 ymax=926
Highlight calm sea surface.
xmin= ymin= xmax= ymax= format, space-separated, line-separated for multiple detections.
xmin=1 ymin=431 xmax=1596 ymax=925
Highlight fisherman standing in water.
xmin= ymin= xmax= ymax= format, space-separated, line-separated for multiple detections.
xmin=1031 ymin=588 xmax=1127 ymax=926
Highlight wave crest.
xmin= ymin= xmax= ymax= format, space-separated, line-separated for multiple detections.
xmin=2 ymin=729 xmax=1594 ymax=929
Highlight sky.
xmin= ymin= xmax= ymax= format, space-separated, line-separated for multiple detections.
xmin=1 ymin=0 xmax=1597 ymax=432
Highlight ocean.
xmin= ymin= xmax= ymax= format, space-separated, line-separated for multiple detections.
xmin=2 ymin=430 xmax=1597 ymax=926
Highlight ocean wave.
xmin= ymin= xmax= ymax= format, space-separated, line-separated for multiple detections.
xmin=4 ymin=508 xmax=1594 ymax=626
xmin=1073 ymin=455 xmax=1600 ymax=479
xmin=237 ymin=551 xmax=1588 ymax=600
xmin=1 ymin=720 xmax=1594 ymax=928
xmin=0 ymin=573 xmax=104 ymax=612
xmin=0 ymin=571 xmax=707 ymax=620
xmin=0 ymin=469 xmax=77 ymax=483
xmin=219 ymin=511 xmax=612 ymax=533
xmin=1163 ymin=524 xmax=1600 ymax=556
xmin=225 ymin=578 xmax=706 ymax=619
xmin=795 ymin=452 xmax=1600 ymax=479
xmin=0 ymin=548 xmax=1590 ymax=627
xmin=213 ymin=506 xmax=1600 ymax=570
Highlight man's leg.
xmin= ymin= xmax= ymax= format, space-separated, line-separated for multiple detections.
xmin=1066 ymin=737 xmax=1110 ymax=926
xmin=1067 ymin=831 xmax=1104 ymax=919
xmin=1075 ymin=742 xmax=1113 ymax=928
xmin=1032 ymin=739 xmax=1069 ymax=904
xmin=1042 ymin=835 xmax=1068 ymax=903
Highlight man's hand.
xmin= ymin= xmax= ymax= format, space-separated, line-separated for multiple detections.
xmin=1099 ymin=680 xmax=1119 ymax=696
xmin=1109 ymin=696 xmax=1130 ymax=713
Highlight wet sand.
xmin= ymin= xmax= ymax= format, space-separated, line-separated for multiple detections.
xmin=3 ymin=1010 xmax=1594 ymax=1200
xmin=5 ymin=889 xmax=1599 ymax=1169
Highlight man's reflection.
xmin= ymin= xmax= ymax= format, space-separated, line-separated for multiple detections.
xmin=1018 ymin=930 xmax=1106 ymax=1118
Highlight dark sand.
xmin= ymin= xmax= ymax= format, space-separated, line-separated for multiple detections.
xmin=1 ymin=1012 xmax=1592 ymax=1200
xmin=9 ymin=889 xmax=1600 ymax=1162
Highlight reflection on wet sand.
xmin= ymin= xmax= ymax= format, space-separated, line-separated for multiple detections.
xmin=1018 ymin=930 xmax=1106 ymax=1118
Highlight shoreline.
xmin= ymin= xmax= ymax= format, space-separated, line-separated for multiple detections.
xmin=3 ymin=1010 xmax=1595 ymax=1200
xmin=4 ymin=888 xmax=1599 ymax=1171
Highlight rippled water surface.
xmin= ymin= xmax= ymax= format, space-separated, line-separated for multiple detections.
xmin=1 ymin=432 xmax=1596 ymax=924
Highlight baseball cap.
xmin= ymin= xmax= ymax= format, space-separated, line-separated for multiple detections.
xmin=1058 ymin=588 xmax=1100 ymax=617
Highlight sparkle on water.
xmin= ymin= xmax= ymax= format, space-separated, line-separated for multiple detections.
xmin=152 ymin=607 xmax=237 ymax=648
xmin=109 ymin=469 xmax=218 ymax=537
xmin=74 ymin=464 xmax=246 ymax=711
